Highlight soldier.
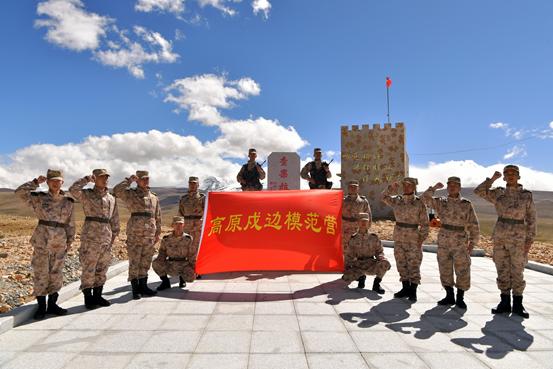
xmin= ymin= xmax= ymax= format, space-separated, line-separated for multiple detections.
xmin=113 ymin=171 xmax=161 ymax=299
xmin=237 ymin=148 xmax=265 ymax=191
xmin=153 ymin=216 xmax=197 ymax=290
xmin=300 ymin=148 xmax=332 ymax=189
xmin=69 ymin=169 xmax=120 ymax=309
xmin=474 ymin=165 xmax=536 ymax=318
xmin=342 ymin=180 xmax=371 ymax=252
xmin=178 ymin=176 xmax=205 ymax=276
xmin=382 ymin=177 xmax=429 ymax=302
xmin=15 ymin=169 xmax=75 ymax=320
xmin=422 ymin=177 xmax=479 ymax=309
xmin=342 ymin=213 xmax=391 ymax=293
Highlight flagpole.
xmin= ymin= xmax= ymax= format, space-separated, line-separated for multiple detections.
xmin=386 ymin=85 xmax=390 ymax=124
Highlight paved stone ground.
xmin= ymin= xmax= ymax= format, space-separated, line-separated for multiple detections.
xmin=1 ymin=249 xmax=553 ymax=369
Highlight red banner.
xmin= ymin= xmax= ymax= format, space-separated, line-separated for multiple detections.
xmin=195 ymin=190 xmax=343 ymax=274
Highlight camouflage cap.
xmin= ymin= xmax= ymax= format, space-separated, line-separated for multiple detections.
xmin=92 ymin=169 xmax=110 ymax=177
xmin=313 ymin=147 xmax=322 ymax=153
xmin=348 ymin=180 xmax=359 ymax=186
xmin=46 ymin=169 xmax=63 ymax=180
xmin=358 ymin=213 xmax=371 ymax=221
xmin=136 ymin=170 xmax=149 ymax=179
xmin=188 ymin=176 xmax=199 ymax=183
xmin=402 ymin=177 xmax=418 ymax=186
xmin=503 ymin=165 xmax=520 ymax=174
xmin=248 ymin=148 xmax=257 ymax=154
xmin=172 ymin=216 xmax=185 ymax=224
xmin=447 ymin=176 xmax=461 ymax=185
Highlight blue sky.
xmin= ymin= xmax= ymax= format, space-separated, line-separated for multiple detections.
xmin=1 ymin=0 xmax=552 ymax=189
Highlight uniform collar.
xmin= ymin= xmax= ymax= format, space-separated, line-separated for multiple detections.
xmin=93 ymin=186 xmax=108 ymax=195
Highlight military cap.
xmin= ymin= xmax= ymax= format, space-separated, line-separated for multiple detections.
xmin=358 ymin=213 xmax=371 ymax=221
xmin=188 ymin=176 xmax=199 ymax=183
xmin=136 ymin=170 xmax=149 ymax=179
xmin=248 ymin=148 xmax=257 ymax=154
xmin=172 ymin=216 xmax=185 ymax=224
xmin=447 ymin=176 xmax=461 ymax=185
xmin=92 ymin=169 xmax=110 ymax=177
xmin=503 ymin=165 xmax=520 ymax=174
xmin=348 ymin=180 xmax=359 ymax=186
xmin=402 ymin=177 xmax=418 ymax=186
xmin=47 ymin=169 xmax=63 ymax=180
xmin=313 ymin=148 xmax=322 ymax=153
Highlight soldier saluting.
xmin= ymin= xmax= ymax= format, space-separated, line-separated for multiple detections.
xmin=342 ymin=180 xmax=371 ymax=252
xmin=178 ymin=176 xmax=205 ymax=276
xmin=474 ymin=165 xmax=536 ymax=318
xmin=15 ymin=169 xmax=75 ymax=320
xmin=301 ymin=148 xmax=332 ymax=189
xmin=237 ymin=148 xmax=265 ymax=191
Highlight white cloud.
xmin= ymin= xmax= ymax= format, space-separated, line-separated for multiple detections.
xmin=197 ymin=0 xmax=237 ymax=16
xmin=550 ymin=121 xmax=553 ymax=130
xmin=503 ymin=145 xmax=527 ymax=160
xmin=252 ymin=0 xmax=271 ymax=19
xmin=490 ymin=122 xmax=507 ymax=130
xmin=94 ymin=26 xmax=179 ymax=78
xmin=35 ymin=0 xmax=112 ymax=51
xmin=135 ymin=0 xmax=185 ymax=14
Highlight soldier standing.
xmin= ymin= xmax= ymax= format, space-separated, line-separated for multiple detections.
xmin=474 ymin=165 xmax=536 ymax=318
xmin=342 ymin=180 xmax=371 ymax=252
xmin=237 ymin=148 xmax=265 ymax=191
xmin=300 ymin=148 xmax=332 ymax=189
xmin=69 ymin=169 xmax=120 ymax=309
xmin=178 ymin=176 xmax=205 ymax=273
xmin=422 ymin=177 xmax=479 ymax=309
xmin=342 ymin=213 xmax=391 ymax=293
xmin=113 ymin=171 xmax=161 ymax=299
xmin=382 ymin=177 xmax=429 ymax=302
xmin=15 ymin=169 xmax=75 ymax=319
xmin=153 ymin=216 xmax=197 ymax=290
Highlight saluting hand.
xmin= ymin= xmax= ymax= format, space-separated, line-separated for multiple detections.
xmin=433 ymin=182 xmax=444 ymax=191
xmin=85 ymin=175 xmax=96 ymax=183
xmin=491 ymin=171 xmax=502 ymax=182
xmin=37 ymin=175 xmax=47 ymax=184
xmin=129 ymin=175 xmax=138 ymax=183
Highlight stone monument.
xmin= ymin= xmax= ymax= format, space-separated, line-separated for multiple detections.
xmin=267 ymin=152 xmax=301 ymax=190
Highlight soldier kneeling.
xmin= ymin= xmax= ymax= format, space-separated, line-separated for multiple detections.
xmin=342 ymin=213 xmax=391 ymax=293
xmin=153 ymin=216 xmax=197 ymax=290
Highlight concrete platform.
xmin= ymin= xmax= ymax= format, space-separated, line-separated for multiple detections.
xmin=1 ymin=249 xmax=553 ymax=369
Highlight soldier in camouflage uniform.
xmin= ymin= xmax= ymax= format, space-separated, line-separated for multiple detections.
xmin=153 ymin=216 xmax=197 ymax=290
xmin=422 ymin=176 xmax=480 ymax=309
xmin=474 ymin=165 xmax=536 ymax=318
xmin=114 ymin=170 xmax=161 ymax=299
xmin=237 ymin=148 xmax=265 ymax=191
xmin=178 ymin=176 xmax=205 ymax=274
xmin=300 ymin=148 xmax=332 ymax=189
xmin=69 ymin=169 xmax=120 ymax=309
xmin=342 ymin=213 xmax=391 ymax=293
xmin=15 ymin=169 xmax=75 ymax=320
xmin=382 ymin=177 xmax=429 ymax=302
xmin=342 ymin=180 xmax=371 ymax=252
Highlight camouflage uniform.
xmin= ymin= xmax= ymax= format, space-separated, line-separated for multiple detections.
xmin=301 ymin=148 xmax=332 ymax=189
xmin=237 ymin=149 xmax=265 ymax=191
xmin=113 ymin=174 xmax=161 ymax=282
xmin=15 ymin=174 xmax=75 ymax=297
xmin=152 ymin=231 xmax=196 ymax=282
xmin=342 ymin=187 xmax=371 ymax=251
xmin=382 ymin=179 xmax=429 ymax=286
xmin=422 ymin=180 xmax=479 ymax=291
xmin=69 ymin=173 xmax=120 ymax=290
xmin=178 ymin=177 xmax=205 ymax=262
xmin=342 ymin=231 xmax=391 ymax=282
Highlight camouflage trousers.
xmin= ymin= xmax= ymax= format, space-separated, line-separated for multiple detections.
xmin=152 ymin=258 xmax=196 ymax=282
xmin=31 ymin=242 xmax=67 ymax=297
xmin=342 ymin=258 xmax=391 ymax=282
xmin=437 ymin=234 xmax=471 ymax=291
xmin=394 ymin=241 xmax=423 ymax=284
xmin=79 ymin=241 xmax=112 ymax=289
xmin=126 ymin=238 xmax=155 ymax=281
xmin=184 ymin=221 xmax=202 ymax=267
xmin=492 ymin=238 xmax=528 ymax=296
xmin=342 ymin=221 xmax=357 ymax=252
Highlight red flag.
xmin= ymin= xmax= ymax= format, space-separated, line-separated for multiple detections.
xmin=386 ymin=76 xmax=392 ymax=88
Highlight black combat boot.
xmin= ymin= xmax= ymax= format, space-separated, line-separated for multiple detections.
xmin=93 ymin=286 xmax=110 ymax=307
xmin=139 ymin=277 xmax=157 ymax=296
xmin=157 ymin=275 xmax=171 ymax=291
xmin=372 ymin=277 xmax=385 ymax=294
xmin=512 ymin=295 xmax=530 ymax=318
xmin=46 ymin=292 xmax=68 ymax=315
xmin=437 ymin=286 xmax=455 ymax=306
xmin=357 ymin=275 xmax=366 ymax=289
xmin=394 ymin=281 xmax=410 ymax=298
xmin=131 ymin=279 xmax=141 ymax=300
xmin=455 ymin=289 xmax=467 ymax=309
xmin=408 ymin=283 xmax=418 ymax=302
xmin=83 ymin=288 xmax=97 ymax=310
xmin=179 ymin=276 xmax=186 ymax=288
xmin=491 ymin=294 xmax=511 ymax=314
xmin=34 ymin=296 xmax=47 ymax=320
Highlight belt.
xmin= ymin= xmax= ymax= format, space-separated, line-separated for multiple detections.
xmin=396 ymin=222 xmax=419 ymax=229
xmin=85 ymin=216 xmax=110 ymax=224
xmin=38 ymin=220 xmax=68 ymax=228
xmin=166 ymin=257 xmax=188 ymax=262
xmin=342 ymin=216 xmax=358 ymax=222
xmin=131 ymin=212 xmax=153 ymax=218
xmin=498 ymin=217 xmax=525 ymax=225
xmin=442 ymin=224 xmax=465 ymax=232
xmin=183 ymin=215 xmax=203 ymax=220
